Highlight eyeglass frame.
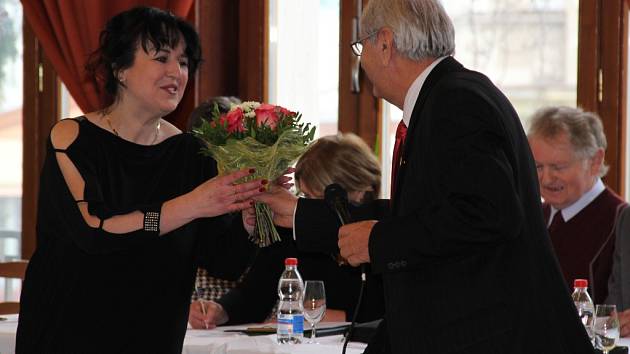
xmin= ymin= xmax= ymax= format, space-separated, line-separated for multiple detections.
xmin=350 ymin=30 xmax=379 ymax=56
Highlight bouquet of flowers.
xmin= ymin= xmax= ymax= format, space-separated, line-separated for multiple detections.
xmin=194 ymin=101 xmax=316 ymax=247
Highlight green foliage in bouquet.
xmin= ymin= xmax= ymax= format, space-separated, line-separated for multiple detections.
xmin=194 ymin=101 xmax=316 ymax=247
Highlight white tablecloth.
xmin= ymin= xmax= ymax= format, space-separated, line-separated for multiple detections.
xmin=0 ymin=316 xmax=367 ymax=354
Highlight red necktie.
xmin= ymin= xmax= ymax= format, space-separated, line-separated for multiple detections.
xmin=391 ymin=120 xmax=408 ymax=198
xmin=548 ymin=211 xmax=565 ymax=235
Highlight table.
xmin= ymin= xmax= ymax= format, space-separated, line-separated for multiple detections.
xmin=0 ymin=315 xmax=367 ymax=354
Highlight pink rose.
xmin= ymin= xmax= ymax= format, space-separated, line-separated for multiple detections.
xmin=219 ymin=108 xmax=245 ymax=133
xmin=278 ymin=106 xmax=294 ymax=117
xmin=278 ymin=106 xmax=295 ymax=125
xmin=254 ymin=103 xmax=281 ymax=130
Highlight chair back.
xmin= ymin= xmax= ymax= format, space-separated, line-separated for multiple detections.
xmin=0 ymin=260 xmax=27 ymax=315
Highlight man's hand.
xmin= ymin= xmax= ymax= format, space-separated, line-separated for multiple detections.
xmin=243 ymin=168 xmax=295 ymax=233
xmin=254 ymin=187 xmax=298 ymax=228
xmin=338 ymin=220 xmax=377 ymax=266
xmin=619 ymin=309 xmax=630 ymax=337
xmin=188 ymin=300 xmax=229 ymax=330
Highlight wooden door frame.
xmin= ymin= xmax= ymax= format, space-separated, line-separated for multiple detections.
xmin=577 ymin=0 xmax=627 ymax=195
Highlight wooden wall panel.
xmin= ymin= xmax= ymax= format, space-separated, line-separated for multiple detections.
xmin=196 ymin=0 xmax=265 ymax=103
xmin=338 ymin=0 xmax=379 ymax=151
xmin=195 ymin=1 xmax=239 ymax=102
xmin=237 ymin=1 xmax=266 ymax=102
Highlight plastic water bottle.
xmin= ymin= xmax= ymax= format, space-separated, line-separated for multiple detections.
xmin=277 ymin=257 xmax=304 ymax=344
xmin=572 ymin=278 xmax=594 ymax=342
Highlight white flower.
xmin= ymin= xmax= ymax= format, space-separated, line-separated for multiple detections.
xmin=244 ymin=111 xmax=256 ymax=118
xmin=241 ymin=101 xmax=261 ymax=111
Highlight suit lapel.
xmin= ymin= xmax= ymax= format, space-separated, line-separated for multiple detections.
xmin=391 ymin=57 xmax=465 ymax=211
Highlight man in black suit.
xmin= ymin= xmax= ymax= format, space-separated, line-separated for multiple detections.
xmin=259 ymin=0 xmax=593 ymax=353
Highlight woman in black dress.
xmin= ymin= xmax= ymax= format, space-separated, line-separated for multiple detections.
xmin=16 ymin=6 xmax=264 ymax=353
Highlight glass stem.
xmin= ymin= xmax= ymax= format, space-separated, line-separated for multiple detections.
xmin=311 ymin=323 xmax=316 ymax=340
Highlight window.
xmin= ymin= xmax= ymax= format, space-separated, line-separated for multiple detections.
xmin=0 ymin=0 xmax=23 ymax=262
xmin=60 ymin=83 xmax=83 ymax=119
xmin=267 ymin=0 xmax=340 ymax=138
xmin=379 ymin=0 xmax=579 ymax=198
xmin=0 ymin=0 xmax=22 ymax=303
xmin=443 ymin=0 xmax=578 ymax=124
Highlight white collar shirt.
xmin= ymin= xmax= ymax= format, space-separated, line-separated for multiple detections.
xmin=548 ymin=178 xmax=606 ymax=227
xmin=402 ymin=56 xmax=448 ymax=127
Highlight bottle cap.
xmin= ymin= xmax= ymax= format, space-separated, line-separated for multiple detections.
xmin=285 ymin=257 xmax=298 ymax=266
xmin=574 ymin=279 xmax=588 ymax=288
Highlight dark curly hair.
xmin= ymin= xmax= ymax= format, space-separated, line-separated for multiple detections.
xmin=86 ymin=6 xmax=202 ymax=106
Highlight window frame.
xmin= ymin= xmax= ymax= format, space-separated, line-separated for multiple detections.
xmin=22 ymin=19 xmax=59 ymax=258
xmin=577 ymin=0 xmax=627 ymax=195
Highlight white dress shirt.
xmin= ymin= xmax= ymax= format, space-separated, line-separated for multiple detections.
xmin=402 ymin=56 xmax=448 ymax=127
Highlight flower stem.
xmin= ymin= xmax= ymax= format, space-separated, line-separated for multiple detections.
xmin=250 ymin=202 xmax=281 ymax=247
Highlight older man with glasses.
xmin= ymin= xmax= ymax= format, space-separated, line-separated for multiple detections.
xmin=259 ymin=0 xmax=594 ymax=353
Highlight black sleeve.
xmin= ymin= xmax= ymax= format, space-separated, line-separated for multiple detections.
xmin=294 ymin=199 xmax=390 ymax=253
xmin=194 ymin=213 xmax=258 ymax=281
xmin=216 ymin=227 xmax=297 ymax=324
xmin=47 ymin=139 xmax=162 ymax=255
xmin=369 ymin=83 xmax=525 ymax=274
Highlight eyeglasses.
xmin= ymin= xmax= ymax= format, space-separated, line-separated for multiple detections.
xmin=350 ymin=31 xmax=379 ymax=56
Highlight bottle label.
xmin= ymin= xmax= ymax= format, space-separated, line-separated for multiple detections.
xmin=277 ymin=314 xmax=304 ymax=335
xmin=277 ymin=314 xmax=292 ymax=335
xmin=292 ymin=314 xmax=304 ymax=334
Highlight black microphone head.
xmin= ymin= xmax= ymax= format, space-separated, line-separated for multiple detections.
xmin=325 ymin=183 xmax=352 ymax=225
xmin=324 ymin=183 xmax=348 ymax=206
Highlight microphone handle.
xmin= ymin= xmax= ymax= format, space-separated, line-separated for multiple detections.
xmin=333 ymin=202 xmax=367 ymax=279
xmin=331 ymin=206 xmax=348 ymax=266
xmin=334 ymin=200 xmax=352 ymax=225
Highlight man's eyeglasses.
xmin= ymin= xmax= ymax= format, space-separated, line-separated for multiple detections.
xmin=350 ymin=31 xmax=379 ymax=56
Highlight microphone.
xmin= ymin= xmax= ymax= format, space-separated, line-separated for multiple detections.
xmin=324 ymin=183 xmax=352 ymax=225
xmin=324 ymin=183 xmax=366 ymax=354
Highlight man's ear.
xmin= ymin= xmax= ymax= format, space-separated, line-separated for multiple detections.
xmin=590 ymin=148 xmax=605 ymax=176
xmin=378 ymin=27 xmax=395 ymax=66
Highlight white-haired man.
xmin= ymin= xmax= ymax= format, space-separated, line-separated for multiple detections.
xmin=259 ymin=0 xmax=593 ymax=353
xmin=528 ymin=106 xmax=626 ymax=305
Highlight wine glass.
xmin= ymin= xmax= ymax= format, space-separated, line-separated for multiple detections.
xmin=593 ymin=304 xmax=620 ymax=353
xmin=303 ymin=280 xmax=326 ymax=344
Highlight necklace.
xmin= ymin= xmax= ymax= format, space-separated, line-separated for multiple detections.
xmin=105 ymin=115 xmax=161 ymax=145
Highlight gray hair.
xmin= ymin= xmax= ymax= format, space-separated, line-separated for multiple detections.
xmin=361 ymin=0 xmax=455 ymax=61
xmin=528 ymin=106 xmax=608 ymax=177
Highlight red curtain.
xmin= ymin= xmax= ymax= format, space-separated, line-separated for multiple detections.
xmin=21 ymin=0 xmax=194 ymax=124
